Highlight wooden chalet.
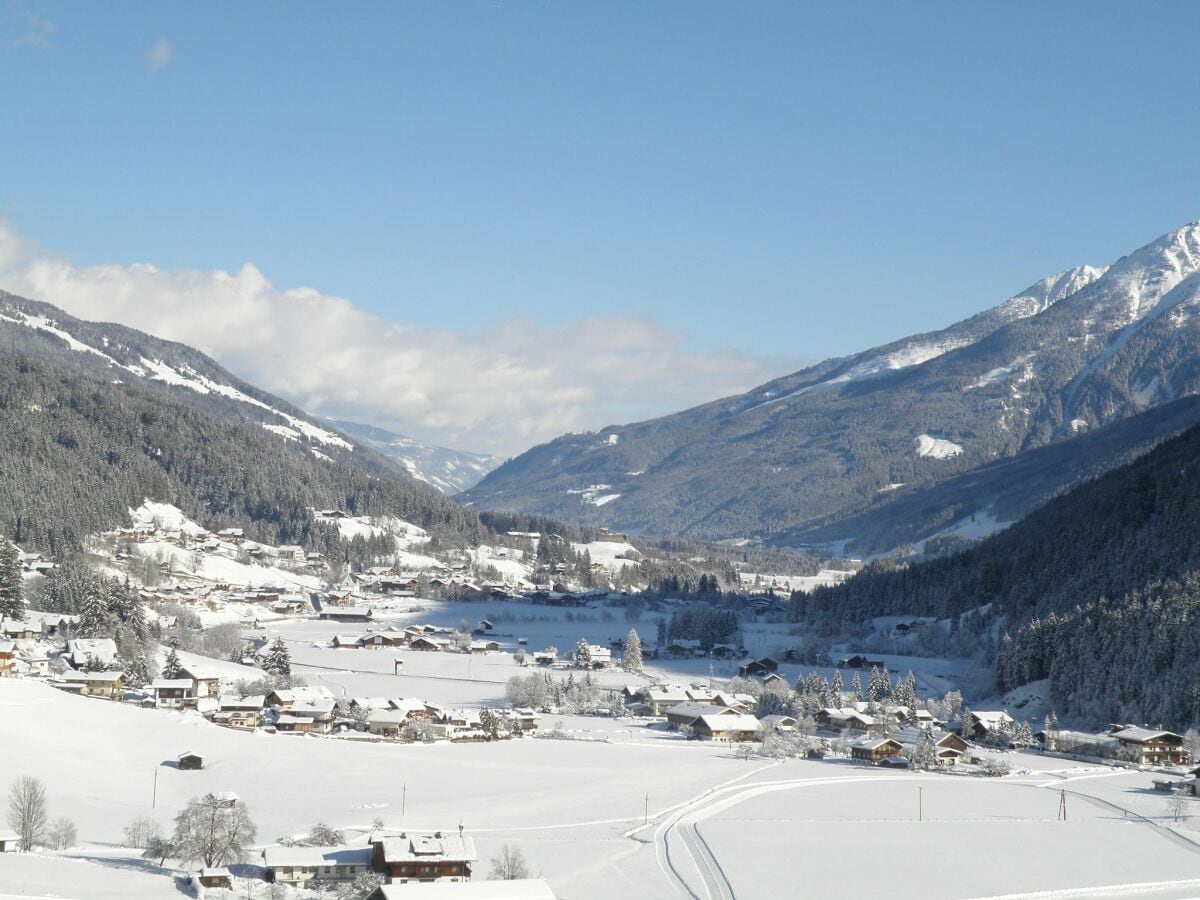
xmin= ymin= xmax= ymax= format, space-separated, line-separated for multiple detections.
xmin=370 ymin=832 xmax=476 ymax=883
xmin=58 ymin=670 xmax=124 ymax=700
xmin=1110 ymin=727 xmax=1190 ymax=766
xmin=691 ymin=713 xmax=761 ymax=742
xmin=737 ymin=657 xmax=779 ymax=678
xmin=851 ymin=737 xmax=904 ymax=765
xmin=319 ymin=607 xmax=373 ymax=623
xmin=197 ymin=868 xmax=232 ymax=889
xmin=178 ymin=752 xmax=205 ymax=770
xmin=149 ymin=678 xmax=196 ymax=709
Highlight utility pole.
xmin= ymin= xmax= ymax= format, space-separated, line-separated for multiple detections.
xmin=152 ymin=766 xmax=159 ymax=809
xmin=403 ymin=783 xmax=407 ymax=817
xmin=644 ymin=793 xmax=649 ymax=826
xmin=1058 ymin=789 xmax=1067 ymax=821
xmin=918 ymin=786 xmax=923 ymax=822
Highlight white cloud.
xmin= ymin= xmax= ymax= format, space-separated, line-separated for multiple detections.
xmin=0 ymin=221 xmax=791 ymax=456
xmin=146 ymin=36 xmax=171 ymax=71
xmin=5 ymin=8 xmax=54 ymax=50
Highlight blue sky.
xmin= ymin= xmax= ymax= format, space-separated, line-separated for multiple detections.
xmin=2 ymin=1 xmax=1199 ymax=453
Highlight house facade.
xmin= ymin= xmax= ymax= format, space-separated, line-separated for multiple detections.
xmin=262 ymin=845 xmax=374 ymax=885
xmin=371 ymin=833 xmax=476 ymax=883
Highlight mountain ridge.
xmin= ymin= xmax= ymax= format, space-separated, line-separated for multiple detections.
xmin=461 ymin=222 xmax=1200 ymax=545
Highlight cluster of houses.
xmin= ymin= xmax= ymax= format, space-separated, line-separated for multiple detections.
xmin=56 ymin=661 xmax=543 ymax=743
xmin=1 ymin=613 xmax=75 ymax=680
xmin=248 ymin=828 xmax=558 ymax=898
xmin=117 ymin=520 xmax=328 ymax=573
xmin=325 ymin=622 xmax=498 ymax=655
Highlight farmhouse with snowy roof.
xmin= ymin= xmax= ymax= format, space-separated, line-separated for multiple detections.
xmin=963 ymin=710 xmax=1015 ymax=741
xmin=852 ymin=737 xmax=905 ymax=765
xmin=261 ymin=844 xmax=374 ymax=886
xmin=371 ymin=831 xmax=477 ymax=883
xmin=57 ymin=670 xmax=125 ymax=699
xmin=691 ymin=713 xmax=761 ymax=742
xmin=1109 ymin=726 xmax=1189 ymax=766
xmin=66 ymin=638 xmax=118 ymax=669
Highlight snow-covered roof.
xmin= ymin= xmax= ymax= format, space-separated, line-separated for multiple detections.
xmin=853 ymin=737 xmax=902 ymax=750
xmin=261 ymin=844 xmax=373 ymax=868
xmin=374 ymin=833 xmax=476 ymax=864
xmin=970 ymin=710 xmax=1015 ymax=730
xmin=695 ymin=713 xmax=761 ymax=733
xmin=61 ymin=670 xmax=123 ymax=683
xmin=67 ymin=638 xmax=117 ymax=665
xmin=150 ymin=679 xmax=194 ymax=690
xmin=219 ymin=695 xmax=265 ymax=710
xmin=271 ymin=686 xmax=335 ymax=704
xmin=1112 ymin=726 xmax=1182 ymax=744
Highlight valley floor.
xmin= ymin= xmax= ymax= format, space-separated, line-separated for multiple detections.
xmin=6 ymin=676 xmax=1200 ymax=899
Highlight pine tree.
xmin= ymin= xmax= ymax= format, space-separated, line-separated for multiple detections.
xmin=0 ymin=538 xmax=23 ymax=620
xmin=867 ymin=666 xmax=884 ymax=702
xmin=831 ymin=670 xmax=843 ymax=703
xmin=77 ymin=590 xmax=110 ymax=638
xmin=162 ymin=640 xmax=183 ymax=680
xmin=123 ymin=650 xmax=152 ymax=688
xmin=622 ymin=629 xmax=643 ymax=672
xmin=910 ymin=728 xmax=938 ymax=770
xmin=851 ymin=671 xmax=862 ymax=702
xmin=263 ymin=638 xmax=291 ymax=678
xmin=573 ymin=638 xmax=592 ymax=670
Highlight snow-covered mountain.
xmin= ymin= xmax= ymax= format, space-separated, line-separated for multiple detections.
xmin=325 ymin=419 xmax=501 ymax=494
xmin=462 ymin=221 xmax=1200 ymax=546
xmin=0 ymin=290 xmax=485 ymax=551
xmin=0 ymin=292 xmax=355 ymax=462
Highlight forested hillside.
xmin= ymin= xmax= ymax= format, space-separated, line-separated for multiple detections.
xmin=0 ymin=354 xmax=484 ymax=554
xmin=794 ymin=421 xmax=1200 ymax=726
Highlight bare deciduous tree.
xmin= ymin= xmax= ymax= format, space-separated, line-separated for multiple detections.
xmin=171 ymin=793 xmax=257 ymax=868
xmin=488 ymin=844 xmax=531 ymax=880
xmin=46 ymin=817 xmax=77 ymax=850
xmin=123 ymin=815 xmax=163 ymax=848
xmin=7 ymin=775 xmax=48 ymax=851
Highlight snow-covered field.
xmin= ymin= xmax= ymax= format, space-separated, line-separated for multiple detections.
xmin=6 ymin=676 xmax=1200 ymax=899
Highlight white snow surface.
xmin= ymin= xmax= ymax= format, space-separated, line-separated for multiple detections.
xmin=567 ymin=485 xmax=621 ymax=507
xmin=570 ymin=541 xmax=640 ymax=571
xmin=128 ymin=500 xmax=209 ymax=537
xmin=914 ymin=434 xmax=964 ymax=459
xmin=5 ymin=674 xmax=1200 ymax=899
xmin=137 ymin=357 xmax=352 ymax=450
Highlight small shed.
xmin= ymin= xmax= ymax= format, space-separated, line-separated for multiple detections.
xmin=0 ymin=829 xmax=20 ymax=852
xmin=393 ymin=659 xmax=405 ymax=675
xmin=178 ymin=751 xmax=205 ymax=770
xmin=198 ymin=867 xmax=232 ymax=889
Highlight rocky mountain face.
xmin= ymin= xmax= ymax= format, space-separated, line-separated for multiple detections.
xmin=462 ymin=222 xmax=1200 ymax=546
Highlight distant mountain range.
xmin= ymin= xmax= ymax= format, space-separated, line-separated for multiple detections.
xmin=326 ymin=419 xmax=501 ymax=494
xmin=462 ymin=222 xmax=1200 ymax=552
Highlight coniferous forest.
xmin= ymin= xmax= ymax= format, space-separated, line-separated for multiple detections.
xmin=795 ymin=421 xmax=1200 ymax=725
